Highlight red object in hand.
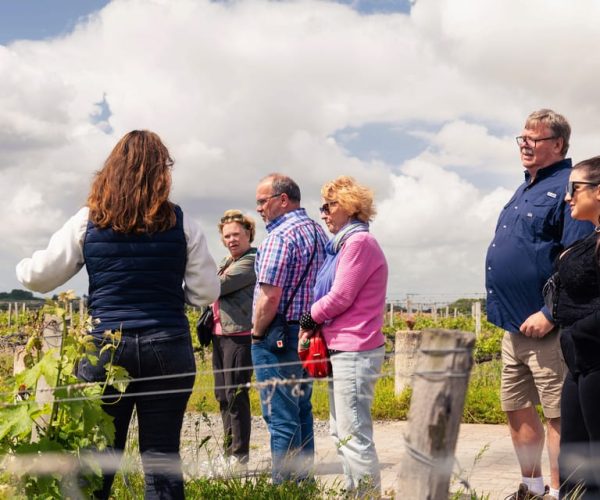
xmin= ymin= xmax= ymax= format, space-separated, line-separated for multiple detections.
xmin=298 ymin=329 xmax=332 ymax=378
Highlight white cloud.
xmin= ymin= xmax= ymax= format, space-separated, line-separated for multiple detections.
xmin=1 ymin=0 xmax=597 ymax=301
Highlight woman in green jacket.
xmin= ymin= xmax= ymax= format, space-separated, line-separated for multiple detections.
xmin=209 ymin=209 xmax=256 ymax=476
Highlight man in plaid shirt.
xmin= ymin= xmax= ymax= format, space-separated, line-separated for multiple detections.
xmin=251 ymin=173 xmax=327 ymax=483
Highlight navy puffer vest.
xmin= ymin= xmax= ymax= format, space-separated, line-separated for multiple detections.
xmin=84 ymin=205 xmax=187 ymax=334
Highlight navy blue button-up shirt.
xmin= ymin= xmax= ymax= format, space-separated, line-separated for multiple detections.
xmin=485 ymin=159 xmax=594 ymax=333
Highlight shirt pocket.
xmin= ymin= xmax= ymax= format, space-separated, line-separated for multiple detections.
xmin=528 ymin=195 xmax=557 ymax=234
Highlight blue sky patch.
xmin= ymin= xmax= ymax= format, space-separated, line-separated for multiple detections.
xmin=0 ymin=0 xmax=109 ymax=45
xmin=332 ymin=121 xmax=430 ymax=166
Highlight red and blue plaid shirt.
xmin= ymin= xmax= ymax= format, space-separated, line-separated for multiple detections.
xmin=254 ymin=208 xmax=327 ymax=321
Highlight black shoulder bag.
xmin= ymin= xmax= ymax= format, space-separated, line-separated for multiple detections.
xmin=542 ymin=271 xmax=561 ymax=321
xmin=262 ymin=225 xmax=319 ymax=353
xmin=195 ymin=257 xmax=233 ymax=348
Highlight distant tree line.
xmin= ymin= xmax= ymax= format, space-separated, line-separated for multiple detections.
xmin=0 ymin=289 xmax=44 ymax=301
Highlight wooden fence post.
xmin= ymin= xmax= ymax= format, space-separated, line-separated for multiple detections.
xmin=389 ymin=302 xmax=395 ymax=327
xmin=7 ymin=302 xmax=11 ymax=328
xmin=474 ymin=301 xmax=481 ymax=336
xmin=79 ymin=297 xmax=85 ymax=327
xmin=31 ymin=314 xmax=63 ymax=441
xmin=394 ymin=330 xmax=422 ymax=395
xmin=396 ymin=329 xmax=475 ymax=499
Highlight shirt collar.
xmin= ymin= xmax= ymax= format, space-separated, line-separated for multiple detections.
xmin=524 ymin=158 xmax=572 ymax=185
xmin=266 ymin=208 xmax=307 ymax=233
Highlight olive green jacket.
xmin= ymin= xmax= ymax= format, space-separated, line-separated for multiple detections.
xmin=217 ymin=248 xmax=256 ymax=334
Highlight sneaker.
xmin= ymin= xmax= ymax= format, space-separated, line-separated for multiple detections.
xmin=204 ymin=454 xmax=248 ymax=478
xmin=541 ymin=485 xmax=558 ymax=500
xmin=505 ymin=483 xmax=548 ymax=500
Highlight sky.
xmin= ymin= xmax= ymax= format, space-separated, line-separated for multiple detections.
xmin=1 ymin=0 xmax=599 ymax=304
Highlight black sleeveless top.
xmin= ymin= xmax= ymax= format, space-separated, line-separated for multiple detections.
xmin=556 ymin=231 xmax=600 ymax=327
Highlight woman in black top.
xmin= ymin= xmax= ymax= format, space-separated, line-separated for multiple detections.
xmin=555 ymin=155 xmax=600 ymax=498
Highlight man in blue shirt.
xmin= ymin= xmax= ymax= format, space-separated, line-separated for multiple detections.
xmin=486 ymin=109 xmax=593 ymax=500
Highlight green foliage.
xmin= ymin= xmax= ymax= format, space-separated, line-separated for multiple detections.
xmin=0 ymin=293 xmax=130 ymax=498
xmin=448 ymin=298 xmax=487 ymax=315
xmin=463 ymin=360 xmax=505 ymax=424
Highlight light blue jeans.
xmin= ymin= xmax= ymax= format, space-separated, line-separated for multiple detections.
xmin=329 ymin=345 xmax=385 ymax=496
xmin=251 ymin=326 xmax=314 ymax=483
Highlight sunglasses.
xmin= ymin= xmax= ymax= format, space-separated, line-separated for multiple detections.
xmin=220 ymin=214 xmax=245 ymax=224
xmin=319 ymin=201 xmax=338 ymax=215
xmin=566 ymin=181 xmax=600 ymax=197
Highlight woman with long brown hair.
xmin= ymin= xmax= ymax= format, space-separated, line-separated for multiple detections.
xmin=17 ymin=130 xmax=219 ymax=499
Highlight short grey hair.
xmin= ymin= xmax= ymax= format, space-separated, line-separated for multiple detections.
xmin=263 ymin=173 xmax=301 ymax=203
xmin=525 ymin=109 xmax=571 ymax=156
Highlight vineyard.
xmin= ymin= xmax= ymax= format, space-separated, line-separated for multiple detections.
xmin=0 ymin=296 xmax=505 ymax=498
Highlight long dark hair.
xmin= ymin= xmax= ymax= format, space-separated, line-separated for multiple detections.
xmin=572 ymin=155 xmax=600 ymax=257
xmin=87 ymin=130 xmax=176 ymax=234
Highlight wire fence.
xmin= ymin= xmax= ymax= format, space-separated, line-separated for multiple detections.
xmin=2 ymin=327 xmax=594 ymax=499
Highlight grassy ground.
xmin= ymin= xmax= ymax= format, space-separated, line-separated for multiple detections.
xmin=188 ymin=352 xmax=502 ymax=423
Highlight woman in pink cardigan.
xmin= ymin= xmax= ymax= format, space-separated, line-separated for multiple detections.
xmin=299 ymin=176 xmax=388 ymax=497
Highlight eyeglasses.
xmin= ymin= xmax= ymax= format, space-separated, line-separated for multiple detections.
xmin=566 ymin=181 xmax=600 ymax=197
xmin=319 ymin=201 xmax=338 ymax=215
xmin=515 ymin=136 xmax=557 ymax=148
xmin=220 ymin=214 xmax=245 ymax=224
xmin=255 ymin=193 xmax=281 ymax=206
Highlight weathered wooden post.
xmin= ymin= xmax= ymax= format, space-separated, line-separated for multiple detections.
xmin=79 ymin=297 xmax=85 ymax=327
xmin=397 ymin=329 xmax=475 ymax=499
xmin=453 ymin=308 xmax=457 ymax=318
xmin=389 ymin=302 xmax=395 ymax=327
xmin=432 ymin=304 xmax=437 ymax=320
xmin=445 ymin=306 xmax=449 ymax=318
xmin=394 ymin=330 xmax=422 ymax=395
xmin=474 ymin=301 xmax=481 ymax=336
xmin=7 ymin=302 xmax=11 ymax=328
xmin=32 ymin=314 xmax=63 ymax=440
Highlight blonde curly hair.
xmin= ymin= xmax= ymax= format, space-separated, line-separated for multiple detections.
xmin=321 ymin=176 xmax=376 ymax=223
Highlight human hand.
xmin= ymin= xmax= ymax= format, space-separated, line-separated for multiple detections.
xmin=519 ymin=311 xmax=554 ymax=338
xmin=298 ymin=328 xmax=313 ymax=351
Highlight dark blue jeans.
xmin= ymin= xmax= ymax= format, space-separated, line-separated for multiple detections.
xmin=78 ymin=328 xmax=196 ymax=500
xmin=251 ymin=326 xmax=314 ymax=483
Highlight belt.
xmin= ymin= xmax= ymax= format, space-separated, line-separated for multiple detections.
xmin=288 ymin=320 xmax=300 ymax=325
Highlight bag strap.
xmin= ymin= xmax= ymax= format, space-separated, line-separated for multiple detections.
xmin=281 ymin=223 xmax=319 ymax=318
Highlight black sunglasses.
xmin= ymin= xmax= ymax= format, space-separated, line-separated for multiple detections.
xmin=566 ymin=181 xmax=600 ymax=197
xmin=319 ymin=201 xmax=338 ymax=215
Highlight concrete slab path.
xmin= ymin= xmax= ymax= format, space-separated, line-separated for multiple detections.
xmin=182 ymin=416 xmax=551 ymax=499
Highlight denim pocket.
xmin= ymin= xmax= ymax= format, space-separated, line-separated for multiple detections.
xmin=77 ymin=335 xmax=126 ymax=383
xmin=150 ymin=331 xmax=196 ymax=375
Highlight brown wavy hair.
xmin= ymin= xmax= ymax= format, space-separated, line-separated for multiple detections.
xmin=87 ymin=130 xmax=176 ymax=233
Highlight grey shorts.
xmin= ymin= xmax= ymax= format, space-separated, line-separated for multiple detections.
xmin=501 ymin=329 xmax=565 ymax=418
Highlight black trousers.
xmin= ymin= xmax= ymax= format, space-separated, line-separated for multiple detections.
xmin=212 ymin=334 xmax=253 ymax=461
xmin=560 ymin=370 xmax=600 ymax=499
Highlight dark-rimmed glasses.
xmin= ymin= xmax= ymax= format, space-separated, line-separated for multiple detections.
xmin=566 ymin=181 xmax=600 ymax=197
xmin=515 ymin=136 xmax=557 ymax=148
xmin=255 ymin=193 xmax=281 ymax=206
xmin=319 ymin=201 xmax=338 ymax=215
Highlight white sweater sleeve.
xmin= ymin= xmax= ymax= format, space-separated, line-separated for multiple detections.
xmin=16 ymin=207 xmax=88 ymax=293
xmin=183 ymin=214 xmax=220 ymax=307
